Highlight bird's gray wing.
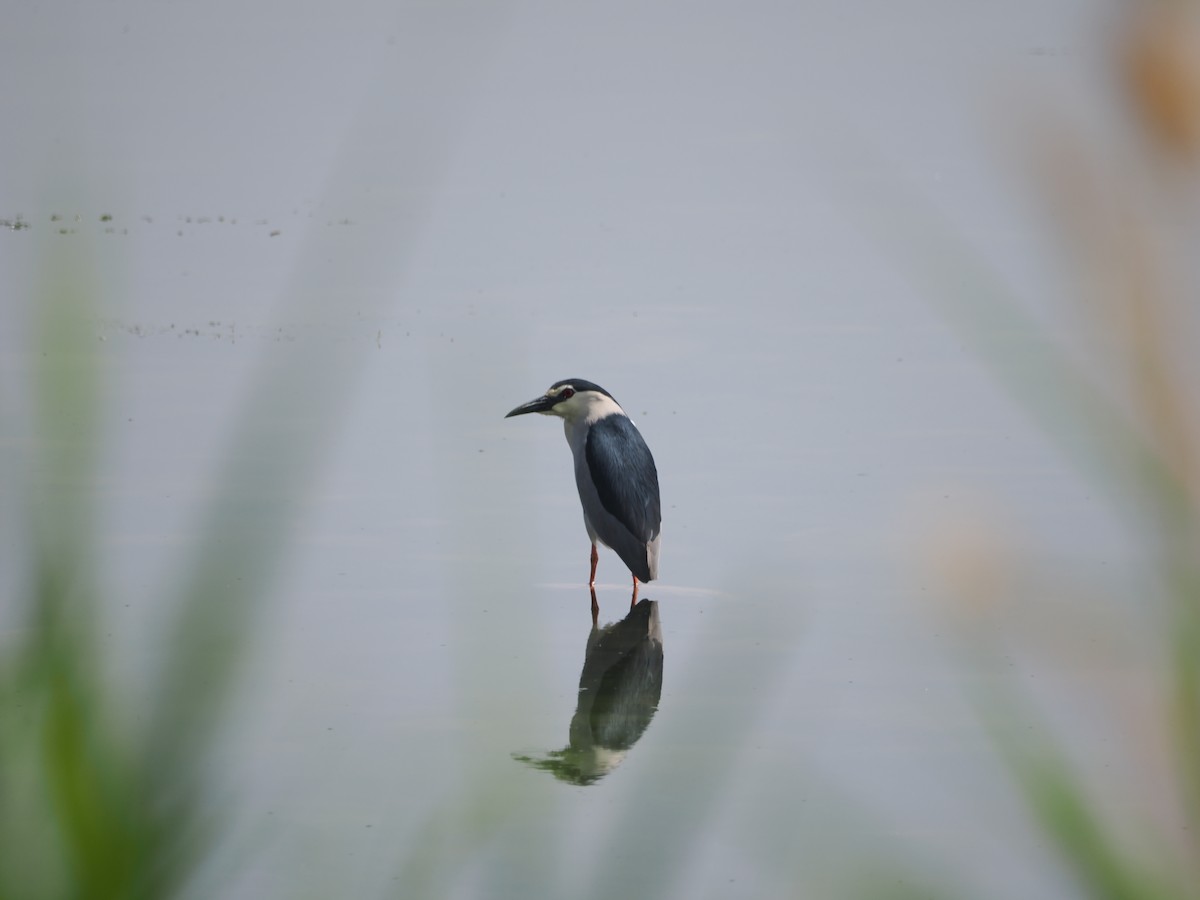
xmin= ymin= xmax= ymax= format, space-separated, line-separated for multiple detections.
xmin=584 ymin=415 xmax=661 ymax=545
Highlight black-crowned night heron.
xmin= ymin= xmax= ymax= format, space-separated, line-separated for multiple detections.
xmin=506 ymin=379 xmax=661 ymax=597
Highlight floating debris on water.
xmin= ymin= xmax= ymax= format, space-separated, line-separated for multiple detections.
xmin=0 ymin=209 xmax=312 ymax=237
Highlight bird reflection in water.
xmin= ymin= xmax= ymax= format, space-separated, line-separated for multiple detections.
xmin=514 ymin=592 xmax=663 ymax=785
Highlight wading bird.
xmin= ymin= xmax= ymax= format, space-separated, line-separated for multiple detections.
xmin=506 ymin=379 xmax=661 ymax=601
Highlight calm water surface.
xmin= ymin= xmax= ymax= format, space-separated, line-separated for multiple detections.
xmin=0 ymin=2 xmax=1153 ymax=897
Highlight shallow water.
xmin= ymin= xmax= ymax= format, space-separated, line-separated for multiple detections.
xmin=0 ymin=2 xmax=1161 ymax=898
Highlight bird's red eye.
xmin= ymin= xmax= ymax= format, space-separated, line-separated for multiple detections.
xmin=560 ymin=388 xmax=575 ymax=399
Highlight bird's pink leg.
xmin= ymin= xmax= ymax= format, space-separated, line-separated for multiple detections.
xmin=631 ymin=574 xmax=639 ymax=608
xmin=589 ymin=544 xmax=599 ymax=586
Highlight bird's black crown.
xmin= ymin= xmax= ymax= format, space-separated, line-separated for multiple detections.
xmin=550 ymin=378 xmax=614 ymax=400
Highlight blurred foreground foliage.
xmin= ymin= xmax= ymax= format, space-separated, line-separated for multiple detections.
xmin=0 ymin=231 xmax=343 ymax=896
xmin=0 ymin=258 xmax=219 ymax=900
xmin=896 ymin=4 xmax=1200 ymax=898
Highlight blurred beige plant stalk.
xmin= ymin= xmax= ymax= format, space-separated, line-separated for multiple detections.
xmin=1106 ymin=0 xmax=1200 ymax=867
xmin=1124 ymin=1 xmax=1200 ymax=161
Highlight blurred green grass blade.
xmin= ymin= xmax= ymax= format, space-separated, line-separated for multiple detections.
xmin=0 ymin=246 xmax=137 ymax=898
xmin=29 ymin=245 xmax=100 ymax=596
xmin=853 ymin=875 xmax=962 ymax=900
xmin=386 ymin=777 xmax=539 ymax=899
xmin=1167 ymin=560 xmax=1200 ymax=841
xmin=848 ymin=159 xmax=1191 ymax=537
xmin=983 ymin=687 xmax=1180 ymax=900
xmin=29 ymin=253 xmax=110 ymax=893
xmin=137 ymin=7 xmax=514 ymax=891
xmin=44 ymin=651 xmax=140 ymax=898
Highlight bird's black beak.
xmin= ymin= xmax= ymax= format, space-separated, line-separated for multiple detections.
xmin=505 ymin=395 xmax=556 ymax=418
